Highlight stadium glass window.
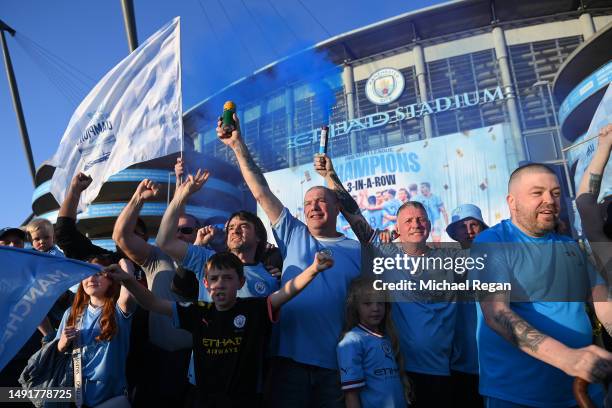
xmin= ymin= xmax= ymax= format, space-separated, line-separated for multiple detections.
xmin=509 ymin=36 xmax=582 ymax=132
xmin=426 ymin=49 xmax=506 ymax=138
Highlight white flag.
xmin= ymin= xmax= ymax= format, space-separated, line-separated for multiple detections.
xmin=50 ymin=17 xmax=182 ymax=210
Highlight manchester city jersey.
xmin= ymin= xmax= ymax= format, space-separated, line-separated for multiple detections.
xmin=337 ymin=324 xmax=406 ymax=408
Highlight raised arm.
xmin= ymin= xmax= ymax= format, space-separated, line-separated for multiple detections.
xmin=156 ymin=170 xmax=209 ymax=263
xmin=577 ymin=124 xmax=612 ymax=197
xmin=268 ymin=250 xmax=333 ymax=311
xmin=56 ymin=173 xmax=110 ymax=260
xmin=174 ymin=157 xmax=184 ymax=197
xmin=116 ymin=259 xmax=138 ymax=314
xmin=480 ymin=293 xmax=612 ymax=383
xmin=58 ymin=173 xmax=92 ymax=219
xmin=106 ymin=263 xmax=173 ymax=317
xmin=112 ymin=179 xmax=158 ymax=265
xmin=314 ymin=154 xmax=375 ymax=243
xmin=217 ymin=114 xmax=283 ymax=224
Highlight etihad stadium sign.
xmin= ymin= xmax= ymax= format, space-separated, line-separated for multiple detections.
xmin=288 ymin=86 xmax=508 ymax=149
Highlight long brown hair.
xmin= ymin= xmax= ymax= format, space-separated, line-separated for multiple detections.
xmin=67 ymin=256 xmax=120 ymax=342
xmin=340 ymin=276 xmax=413 ymax=403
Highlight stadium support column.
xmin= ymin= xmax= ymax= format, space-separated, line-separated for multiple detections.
xmin=579 ymin=13 xmax=596 ymax=39
xmin=492 ymin=26 xmax=525 ymax=166
xmin=343 ymin=63 xmax=358 ymax=154
xmin=286 ymin=87 xmax=296 ymax=167
xmin=413 ymin=44 xmax=433 ymax=140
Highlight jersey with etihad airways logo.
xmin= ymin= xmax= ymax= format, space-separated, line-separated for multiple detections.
xmin=337 ymin=324 xmax=406 ymax=408
xmin=182 ymin=244 xmax=279 ymax=301
xmin=173 ymin=297 xmax=277 ymax=402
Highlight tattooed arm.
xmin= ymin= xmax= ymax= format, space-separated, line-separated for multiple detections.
xmin=481 ymin=293 xmax=612 ymax=382
xmin=577 ymin=124 xmax=612 ymax=197
xmin=217 ymin=115 xmax=283 ymax=225
xmin=314 ymin=154 xmax=375 ymax=243
xmin=591 ymin=284 xmax=612 ymax=337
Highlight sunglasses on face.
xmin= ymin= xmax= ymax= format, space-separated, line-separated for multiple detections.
xmin=177 ymin=227 xmax=195 ymax=235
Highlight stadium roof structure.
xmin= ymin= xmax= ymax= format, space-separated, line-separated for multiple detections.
xmin=553 ymin=20 xmax=612 ymax=102
xmin=319 ymin=0 xmax=612 ymax=63
xmin=185 ymin=0 xmax=612 ymax=124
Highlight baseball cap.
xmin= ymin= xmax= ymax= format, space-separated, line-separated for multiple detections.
xmin=0 ymin=227 xmax=26 ymax=241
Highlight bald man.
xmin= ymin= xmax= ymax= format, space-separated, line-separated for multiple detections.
xmin=473 ymin=163 xmax=612 ymax=407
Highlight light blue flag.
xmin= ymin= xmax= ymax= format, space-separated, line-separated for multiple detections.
xmin=0 ymin=247 xmax=101 ymax=371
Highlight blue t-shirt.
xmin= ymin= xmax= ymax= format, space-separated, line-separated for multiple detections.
xmin=182 ymin=244 xmax=279 ymax=301
xmin=473 ymin=219 xmax=604 ymax=406
xmin=413 ymin=194 xmax=443 ymax=224
xmin=373 ymin=238 xmax=458 ymax=375
xmin=450 ymin=302 xmax=478 ymax=374
xmin=272 ymin=207 xmax=361 ymax=369
xmin=337 ymin=325 xmax=406 ymax=408
xmin=41 ymin=245 xmax=65 ymax=257
xmin=363 ymin=209 xmax=385 ymax=231
xmin=382 ymin=198 xmax=403 ymax=228
xmin=56 ymin=304 xmax=133 ymax=406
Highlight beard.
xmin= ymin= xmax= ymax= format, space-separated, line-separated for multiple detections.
xmin=515 ymin=203 xmax=558 ymax=235
xmin=228 ymin=236 xmax=250 ymax=252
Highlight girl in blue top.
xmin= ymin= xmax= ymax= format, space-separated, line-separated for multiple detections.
xmin=337 ymin=277 xmax=410 ymax=408
xmin=56 ymin=256 xmax=136 ymax=407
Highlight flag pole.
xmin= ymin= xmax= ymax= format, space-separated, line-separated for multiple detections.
xmin=0 ymin=20 xmax=36 ymax=185
xmin=120 ymin=0 xmax=139 ymax=53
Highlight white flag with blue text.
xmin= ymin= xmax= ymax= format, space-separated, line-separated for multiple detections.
xmin=49 ymin=17 xmax=182 ymax=210
xmin=0 ymin=247 xmax=101 ymax=371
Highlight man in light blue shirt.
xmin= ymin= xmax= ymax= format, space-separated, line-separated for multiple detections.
xmin=473 ymin=163 xmax=612 ymax=407
xmin=316 ymin=156 xmax=458 ymax=407
xmin=217 ymin=114 xmax=360 ymax=408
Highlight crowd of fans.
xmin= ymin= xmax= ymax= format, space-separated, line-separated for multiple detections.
xmin=0 ymin=117 xmax=611 ymax=408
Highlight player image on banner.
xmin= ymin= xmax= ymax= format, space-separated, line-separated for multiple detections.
xmin=260 ymin=124 xmax=513 ymax=243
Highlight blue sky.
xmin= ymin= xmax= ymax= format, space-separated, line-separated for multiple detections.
xmin=0 ymin=0 xmax=444 ymax=227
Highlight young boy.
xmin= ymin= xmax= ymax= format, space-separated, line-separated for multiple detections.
xmin=25 ymin=218 xmax=64 ymax=257
xmin=107 ymin=250 xmax=334 ymax=407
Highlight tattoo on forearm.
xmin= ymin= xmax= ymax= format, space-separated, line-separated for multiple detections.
xmin=588 ymin=173 xmax=602 ymax=196
xmin=328 ymin=173 xmax=360 ymax=215
xmin=348 ymin=217 xmax=376 ymax=243
xmin=327 ymin=172 xmax=374 ymax=243
xmin=494 ymin=310 xmax=548 ymax=352
xmin=235 ymin=142 xmax=269 ymax=188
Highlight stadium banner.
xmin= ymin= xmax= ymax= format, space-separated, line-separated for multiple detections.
xmin=0 ymin=247 xmax=100 ymax=372
xmin=49 ymin=17 xmax=182 ymax=211
xmin=259 ymin=124 xmax=512 ymax=243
